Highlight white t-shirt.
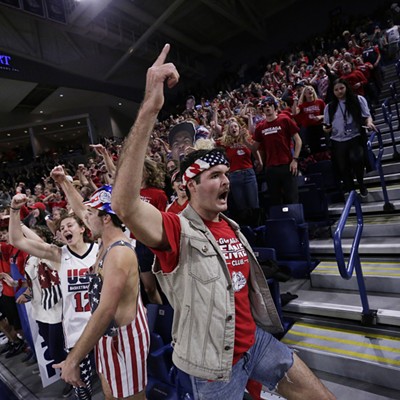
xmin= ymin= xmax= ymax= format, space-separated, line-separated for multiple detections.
xmin=59 ymin=243 xmax=98 ymax=349
xmin=24 ymin=256 xmax=62 ymax=324
xmin=387 ymin=25 xmax=400 ymax=44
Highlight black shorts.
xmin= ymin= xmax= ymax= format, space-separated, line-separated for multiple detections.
xmin=135 ymin=242 xmax=155 ymax=273
xmin=0 ymin=295 xmax=22 ymax=330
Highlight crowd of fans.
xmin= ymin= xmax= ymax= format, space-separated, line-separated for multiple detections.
xmin=0 ymin=2 xmax=398 ymax=398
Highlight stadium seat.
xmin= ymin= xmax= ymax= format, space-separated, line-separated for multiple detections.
xmin=146 ymin=303 xmax=174 ymax=346
xmin=265 ymin=204 xmax=318 ymax=278
xmin=146 ymin=304 xmax=176 ymax=391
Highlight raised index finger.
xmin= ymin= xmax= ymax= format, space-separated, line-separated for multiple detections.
xmin=152 ymin=43 xmax=170 ymax=67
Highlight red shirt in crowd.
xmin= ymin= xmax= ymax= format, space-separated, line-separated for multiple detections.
xmin=254 ymin=114 xmax=299 ymax=167
xmin=0 ymin=242 xmax=28 ymax=296
xmin=140 ymin=187 xmax=168 ymax=211
xmin=48 ymin=200 xmax=67 ymax=211
xmin=166 ymin=199 xmax=188 ymax=214
xmin=340 ymin=70 xmax=367 ymax=96
xmin=151 ymin=212 xmax=256 ymax=364
xmin=217 ymin=141 xmax=254 ymax=172
xmin=295 ymin=99 xmax=325 ymax=128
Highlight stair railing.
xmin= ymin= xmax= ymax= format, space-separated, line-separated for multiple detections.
xmin=381 ymin=98 xmax=400 ymax=160
xmin=333 ymin=190 xmax=377 ymax=325
xmin=389 ymin=82 xmax=400 ymax=130
xmin=367 ymin=127 xmax=395 ymax=212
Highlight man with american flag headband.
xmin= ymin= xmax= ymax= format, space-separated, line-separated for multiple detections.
xmin=52 ymin=184 xmax=149 ymax=400
xmin=112 ymin=44 xmax=336 ymax=400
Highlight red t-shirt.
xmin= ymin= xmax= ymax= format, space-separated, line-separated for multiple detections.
xmin=48 ymin=200 xmax=67 ymax=210
xmin=254 ymin=115 xmax=299 ymax=167
xmin=356 ymin=63 xmax=373 ymax=81
xmin=217 ymin=142 xmax=253 ymax=172
xmin=140 ymin=187 xmax=168 ymax=211
xmin=0 ymin=243 xmax=28 ymax=296
xmin=296 ymin=99 xmax=325 ymax=128
xmin=341 ymin=70 xmax=367 ymax=96
xmin=20 ymin=205 xmax=30 ymax=220
xmin=152 ymin=212 xmax=256 ymax=364
xmin=166 ymin=199 xmax=188 ymax=214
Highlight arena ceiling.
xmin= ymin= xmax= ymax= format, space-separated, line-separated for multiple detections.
xmin=0 ymin=0 xmax=380 ymax=144
xmin=0 ymin=0 xmax=298 ymax=124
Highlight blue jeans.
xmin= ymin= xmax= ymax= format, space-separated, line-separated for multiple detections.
xmin=190 ymin=327 xmax=293 ymax=400
xmin=228 ymin=168 xmax=259 ymax=211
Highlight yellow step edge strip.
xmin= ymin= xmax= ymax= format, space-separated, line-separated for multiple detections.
xmin=282 ymin=339 xmax=400 ymax=366
xmin=313 ymin=271 xmax=400 ymax=277
xmin=287 ymin=329 xmax=400 ymax=354
xmin=318 ymin=262 xmax=400 ymax=266
xmin=316 ymin=265 xmax=400 ymax=269
xmin=294 ymin=322 xmax=400 ymax=342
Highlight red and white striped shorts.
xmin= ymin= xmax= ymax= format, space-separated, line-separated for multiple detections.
xmin=95 ymin=298 xmax=150 ymax=398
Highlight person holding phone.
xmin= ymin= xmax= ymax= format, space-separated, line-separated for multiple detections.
xmin=323 ymin=79 xmax=375 ymax=197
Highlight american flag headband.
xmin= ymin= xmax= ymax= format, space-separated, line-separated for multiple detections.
xmin=181 ymin=152 xmax=230 ymax=188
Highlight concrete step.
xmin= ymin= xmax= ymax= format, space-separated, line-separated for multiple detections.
xmin=327 ymin=184 xmax=400 ymax=215
xmin=281 ymin=284 xmax=400 ymax=326
xmin=330 ymin=212 xmax=400 ymax=237
xmin=309 ymin=237 xmax=400 ymax=255
xmin=310 ymin=260 xmax=400 ymax=293
xmin=328 ymin=196 xmax=400 ymax=215
xmin=315 ymin=370 xmax=400 ymax=400
xmin=282 ymin=322 xmax=400 ymax=391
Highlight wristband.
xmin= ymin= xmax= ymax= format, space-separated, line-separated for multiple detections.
xmin=10 ymin=207 xmax=21 ymax=211
xmin=292 ymin=157 xmax=299 ymax=162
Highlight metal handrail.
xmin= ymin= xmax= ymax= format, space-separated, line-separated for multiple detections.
xmin=389 ymin=82 xmax=400 ymax=129
xmin=334 ymin=190 xmax=376 ymax=325
xmin=381 ymin=98 xmax=400 ymax=160
xmin=367 ymin=127 xmax=395 ymax=212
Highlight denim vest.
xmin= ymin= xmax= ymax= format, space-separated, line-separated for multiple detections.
xmin=153 ymin=205 xmax=283 ymax=381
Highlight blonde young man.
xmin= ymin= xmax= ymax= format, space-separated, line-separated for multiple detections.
xmin=52 ymin=184 xmax=149 ymax=400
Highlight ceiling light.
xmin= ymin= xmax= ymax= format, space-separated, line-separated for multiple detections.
xmin=59 ymin=94 xmax=64 ymax=97
xmin=39 ymin=110 xmax=43 ymax=114
xmin=24 ymin=130 xmax=28 ymax=133
xmin=77 ymin=121 xmax=81 ymax=125
xmin=43 ymin=127 xmax=47 ymax=130
xmin=60 ymin=124 xmax=64 ymax=128
xmin=118 ymin=102 xmax=122 ymax=106
xmin=6 ymin=133 xmax=10 ymax=137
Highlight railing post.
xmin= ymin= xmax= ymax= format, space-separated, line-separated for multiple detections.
xmin=367 ymin=128 xmax=395 ymax=212
xmin=382 ymin=100 xmax=400 ymax=160
xmin=333 ymin=191 xmax=377 ymax=325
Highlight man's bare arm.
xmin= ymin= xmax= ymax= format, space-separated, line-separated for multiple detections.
xmin=112 ymin=44 xmax=179 ymax=249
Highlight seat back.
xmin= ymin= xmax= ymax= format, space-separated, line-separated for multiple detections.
xmin=305 ymin=160 xmax=341 ymax=192
xmin=299 ymin=186 xmax=329 ymax=222
xmin=146 ymin=304 xmax=174 ymax=346
xmin=269 ymin=203 xmax=305 ymax=224
xmin=265 ymin=219 xmax=307 ymax=258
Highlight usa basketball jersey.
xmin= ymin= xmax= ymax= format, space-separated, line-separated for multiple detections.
xmin=59 ymin=243 xmax=98 ymax=349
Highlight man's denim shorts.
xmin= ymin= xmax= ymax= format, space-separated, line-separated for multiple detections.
xmin=190 ymin=327 xmax=293 ymax=400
